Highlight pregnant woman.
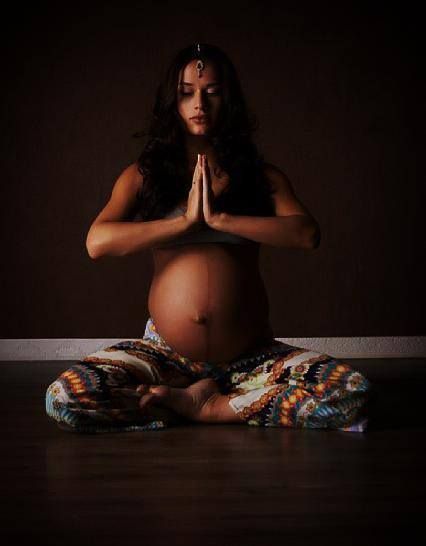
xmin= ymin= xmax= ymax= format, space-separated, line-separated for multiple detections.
xmin=46 ymin=43 xmax=372 ymax=433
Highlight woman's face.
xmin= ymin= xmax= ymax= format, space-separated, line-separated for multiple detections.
xmin=176 ymin=60 xmax=223 ymax=135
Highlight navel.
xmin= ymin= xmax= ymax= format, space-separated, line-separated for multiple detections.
xmin=192 ymin=314 xmax=208 ymax=324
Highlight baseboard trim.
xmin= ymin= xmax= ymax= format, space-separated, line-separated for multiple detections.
xmin=0 ymin=336 xmax=425 ymax=361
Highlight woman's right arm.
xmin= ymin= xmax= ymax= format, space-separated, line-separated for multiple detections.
xmin=85 ymin=163 xmax=194 ymax=259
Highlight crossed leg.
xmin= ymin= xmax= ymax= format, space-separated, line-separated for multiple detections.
xmin=45 ymin=338 xmax=197 ymax=433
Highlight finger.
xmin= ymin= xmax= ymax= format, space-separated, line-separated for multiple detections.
xmin=193 ymin=155 xmax=200 ymax=179
xmin=203 ymin=155 xmax=209 ymax=176
xmin=194 ymin=159 xmax=200 ymax=184
xmin=203 ymin=169 xmax=208 ymax=204
xmin=202 ymin=158 xmax=210 ymax=186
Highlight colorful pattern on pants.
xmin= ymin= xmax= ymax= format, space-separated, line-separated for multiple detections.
xmin=45 ymin=317 xmax=372 ymax=434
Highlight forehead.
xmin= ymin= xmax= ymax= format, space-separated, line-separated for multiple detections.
xmin=178 ymin=60 xmax=220 ymax=85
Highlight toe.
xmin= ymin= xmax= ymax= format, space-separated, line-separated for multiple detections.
xmin=149 ymin=385 xmax=173 ymax=399
xmin=149 ymin=386 xmax=165 ymax=394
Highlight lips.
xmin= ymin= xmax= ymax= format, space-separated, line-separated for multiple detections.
xmin=191 ymin=116 xmax=209 ymax=121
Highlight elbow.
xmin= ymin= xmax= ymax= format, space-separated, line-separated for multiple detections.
xmin=86 ymin=229 xmax=103 ymax=260
xmin=87 ymin=244 xmax=101 ymax=260
xmin=85 ymin=226 xmax=128 ymax=258
xmin=86 ymin=241 xmax=101 ymax=260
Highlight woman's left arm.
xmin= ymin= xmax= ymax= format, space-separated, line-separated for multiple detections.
xmin=211 ymin=213 xmax=319 ymax=249
xmin=204 ymin=161 xmax=321 ymax=249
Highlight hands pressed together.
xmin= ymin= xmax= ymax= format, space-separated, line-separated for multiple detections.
xmin=184 ymin=154 xmax=222 ymax=229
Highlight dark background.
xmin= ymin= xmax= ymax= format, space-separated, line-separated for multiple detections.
xmin=1 ymin=1 xmax=424 ymax=339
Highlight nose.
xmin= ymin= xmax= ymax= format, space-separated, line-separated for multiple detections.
xmin=194 ymin=90 xmax=207 ymax=113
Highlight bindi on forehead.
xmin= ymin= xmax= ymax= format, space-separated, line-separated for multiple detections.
xmin=182 ymin=61 xmax=218 ymax=79
xmin=178 ymin=61 xmax=221 ymax=90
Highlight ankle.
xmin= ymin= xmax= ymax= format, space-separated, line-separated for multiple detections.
xmin=198 ymin=393 xmax=244 ymax=423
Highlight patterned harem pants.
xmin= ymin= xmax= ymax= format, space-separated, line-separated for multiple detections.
xmin=45 ymin=317 xmax=373 ymax=434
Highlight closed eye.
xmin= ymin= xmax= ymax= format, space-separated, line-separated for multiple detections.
xmin=180 ymin=91 xmax=221 ymax=96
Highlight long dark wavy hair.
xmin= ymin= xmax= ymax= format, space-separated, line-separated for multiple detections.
xmin=132 ymin=43 xmax=276 ymax=221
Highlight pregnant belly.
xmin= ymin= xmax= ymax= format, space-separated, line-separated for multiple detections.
xmin=148 ymin=246 xmax=272 ymax=363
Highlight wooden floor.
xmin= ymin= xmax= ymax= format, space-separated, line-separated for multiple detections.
xmin=2 ymin=358 xmax=425 ymax=545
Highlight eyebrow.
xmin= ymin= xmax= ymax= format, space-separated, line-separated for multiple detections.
xmin=179 ymin=81 xmax=221 ymax=87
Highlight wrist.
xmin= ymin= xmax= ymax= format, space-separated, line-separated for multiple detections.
xmin=210 ymin=212 xmax=228 ymax=230
xmin=182 ymin=214 xmax=204 ymax=233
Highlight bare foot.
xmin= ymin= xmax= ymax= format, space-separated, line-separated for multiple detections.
xmin=136 ymin=378 xmax=221 ymax=422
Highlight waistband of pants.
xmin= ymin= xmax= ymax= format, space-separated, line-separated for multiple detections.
xmin=141 ymin=316 xmax=232 ymax=382
xmin=142 ymin=317 xmax=173 ymax=350
xmin=142 ymin=316 xmax=286 ymax=364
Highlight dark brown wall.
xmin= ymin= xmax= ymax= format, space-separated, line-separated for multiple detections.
xmin=1 ymin=1 xmax=423 ymax=338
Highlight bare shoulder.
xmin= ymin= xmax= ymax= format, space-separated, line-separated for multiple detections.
xmin=121 ymin=162 xmax=144 ymax=198
xmin=262 ymin=162 xmax=314 ymax=218
xmin=89 ymin=162 xmax=144 ymax=227
xmin=262 ymin=162 xmax=292 ymax=193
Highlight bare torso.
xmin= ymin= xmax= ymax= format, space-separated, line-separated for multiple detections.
xmin=147 ymin=168 xmax=274 ymax=364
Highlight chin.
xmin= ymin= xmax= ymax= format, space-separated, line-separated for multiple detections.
xmin=190 ymin=128 xmax=211 ymax=136
xmin=187 ymin=120 xmax=216 ymax=133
